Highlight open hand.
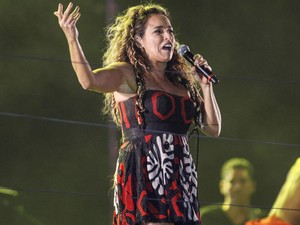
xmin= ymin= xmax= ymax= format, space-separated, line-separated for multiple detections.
xmin=54 ymin=2 xmax=81 ymax=41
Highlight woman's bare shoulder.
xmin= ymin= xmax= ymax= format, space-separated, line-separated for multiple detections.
xmin=110 ymin=62 xmax=137 ymax=100
xmin=108 ymin=62 xmax=134 ymax=73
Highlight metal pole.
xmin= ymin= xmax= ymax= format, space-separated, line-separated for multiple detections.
xmin=105 ymin=0 xmax=119 ymax=222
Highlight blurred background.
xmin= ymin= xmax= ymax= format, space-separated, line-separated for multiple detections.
xmin=0 ymin=0 xmax=299 ymax=224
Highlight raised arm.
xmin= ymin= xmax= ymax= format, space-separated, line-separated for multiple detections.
xmin=54 ymin=3 xmax=134 ymax=93
xmin=269 ymin=158 xmax=300 ymax=225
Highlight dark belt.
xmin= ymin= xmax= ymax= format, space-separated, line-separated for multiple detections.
xmin=122 ymin=128 xmax=147 ymax=141
xmin=122 ymin=128 xmax=188 ymax=141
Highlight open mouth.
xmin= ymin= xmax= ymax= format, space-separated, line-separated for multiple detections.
xmin=162 ymin=43 xmax=173 ymax=51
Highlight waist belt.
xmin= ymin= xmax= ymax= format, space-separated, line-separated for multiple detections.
xmin=123 ymin=128 xmax=146 ymax=141
xmin=122 ymin=128 xmax=187 ymax=141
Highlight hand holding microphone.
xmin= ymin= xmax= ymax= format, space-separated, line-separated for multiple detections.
xmin=177 ymin=44 xmax=219 ymax=84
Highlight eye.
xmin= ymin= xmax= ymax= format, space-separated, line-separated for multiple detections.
xmin=154 ymin=29 xmax=163 ymax=34
xmin=167 ymin=28 xmax=174 ymax=34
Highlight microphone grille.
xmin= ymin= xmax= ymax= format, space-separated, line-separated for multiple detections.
xmin=177 ymin=44 xmax=190 ymax=56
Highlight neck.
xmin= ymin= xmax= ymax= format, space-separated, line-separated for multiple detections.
xmin=222 ymin=200 xmax=252 ymax=225
xmin=222 ymin=203 xmax=249 ymax=213
xmin=149 ymin=68 xmax=166 ymax=82
xmin=223 ymin=198 xmax=251 ymax=211
xmin=151 ymin=61 xmax=167 ymax=75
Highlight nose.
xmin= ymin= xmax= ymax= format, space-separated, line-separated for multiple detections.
xmin=232 ymin=181 xmax=243 ymax=191
xmin=164 ymin=30 xmax=173 ymax=40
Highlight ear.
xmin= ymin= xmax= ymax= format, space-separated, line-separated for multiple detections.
xmin=219 ymin=180 xmax=225 ymax=195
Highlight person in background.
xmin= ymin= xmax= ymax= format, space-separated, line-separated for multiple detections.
xmin=200 ymin=158 xmax=266 ymax=225
xmin=246 ymin=157 xmax=300 ymax=225
xmin=54 ymin=2 xmax=221 ymax=225
xmin=0 ymin=187 xmax=46 ymax=225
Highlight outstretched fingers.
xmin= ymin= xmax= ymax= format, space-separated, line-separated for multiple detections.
xmin=53 ymin=3 xmax=64 ymax=21
xmin=54 ymin=2 xmax=81 ymax=26
xmin=62 ymin=2 xmax=74 ymax=22
xmin=68 ymin=6 xmax=81 ymax=25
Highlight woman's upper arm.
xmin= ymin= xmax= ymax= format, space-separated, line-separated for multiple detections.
xmin=90 ymin=62 xmax=135 ymax=93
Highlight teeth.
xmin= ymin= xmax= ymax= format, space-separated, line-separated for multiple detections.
xmin=163 ymin=44 xmax=172 ymax=50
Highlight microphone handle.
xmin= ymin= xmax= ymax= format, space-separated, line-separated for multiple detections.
xmin=184 ymin=51 xmax=219 ymax=84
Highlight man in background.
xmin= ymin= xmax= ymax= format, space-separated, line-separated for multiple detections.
xmin=200 ymin=158 xmax=266 ymax=225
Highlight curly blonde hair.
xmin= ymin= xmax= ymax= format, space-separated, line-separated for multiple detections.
xmin=102 ymin=3 xmax=203 ymax=127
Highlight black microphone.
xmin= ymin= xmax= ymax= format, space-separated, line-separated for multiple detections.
xmin=177 ymin=44 xmax=219 ymax=84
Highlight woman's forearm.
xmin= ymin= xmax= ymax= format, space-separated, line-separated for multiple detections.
xmin=67 ymin=39 xmax=95 ymax=90
xmin=201 ymin=84 xmax=222 ymax=137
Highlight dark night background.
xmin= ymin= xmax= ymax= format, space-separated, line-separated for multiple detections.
xmin=0 ymin=0 xmax=299 ymax=224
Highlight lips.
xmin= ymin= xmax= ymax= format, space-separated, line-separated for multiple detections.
xmin=162 ymin=43 xmax=173 ymax=51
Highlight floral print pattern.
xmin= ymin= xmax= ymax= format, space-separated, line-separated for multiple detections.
xmin=179 ymin=136 xmax=199 ymax=221
xmin=147 ymin=133 xmax=174 ymax=196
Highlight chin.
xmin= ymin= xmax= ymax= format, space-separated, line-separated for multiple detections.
xmin=164 ymin=56 xmax=173 ymax=62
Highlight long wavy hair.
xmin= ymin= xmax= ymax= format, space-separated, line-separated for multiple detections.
xmin=102 ymin=3 xmax=203 ymax=127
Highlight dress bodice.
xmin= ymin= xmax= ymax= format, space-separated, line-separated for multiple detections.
xmin=118 ymin=90 xmax=196 ymax=135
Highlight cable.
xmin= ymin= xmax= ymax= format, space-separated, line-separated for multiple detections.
xmin=1 ymin=111 xmax=299 ymax=148
xmin=1 ymin=187 xmax=300 ymax=212
xmin=1 ymin=54 xmax=300 ymax=85
xmin=199 ymin=202 xmax=300 ymax=212
xmin=0 ymin=111 xmax=114 ymax=129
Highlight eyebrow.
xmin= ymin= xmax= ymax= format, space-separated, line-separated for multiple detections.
xmin=152 ymin=25 xmax=173 ymax=29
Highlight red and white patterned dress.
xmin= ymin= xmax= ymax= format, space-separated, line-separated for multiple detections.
xmin=113 ymin=90 xmax=200 ymax=225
